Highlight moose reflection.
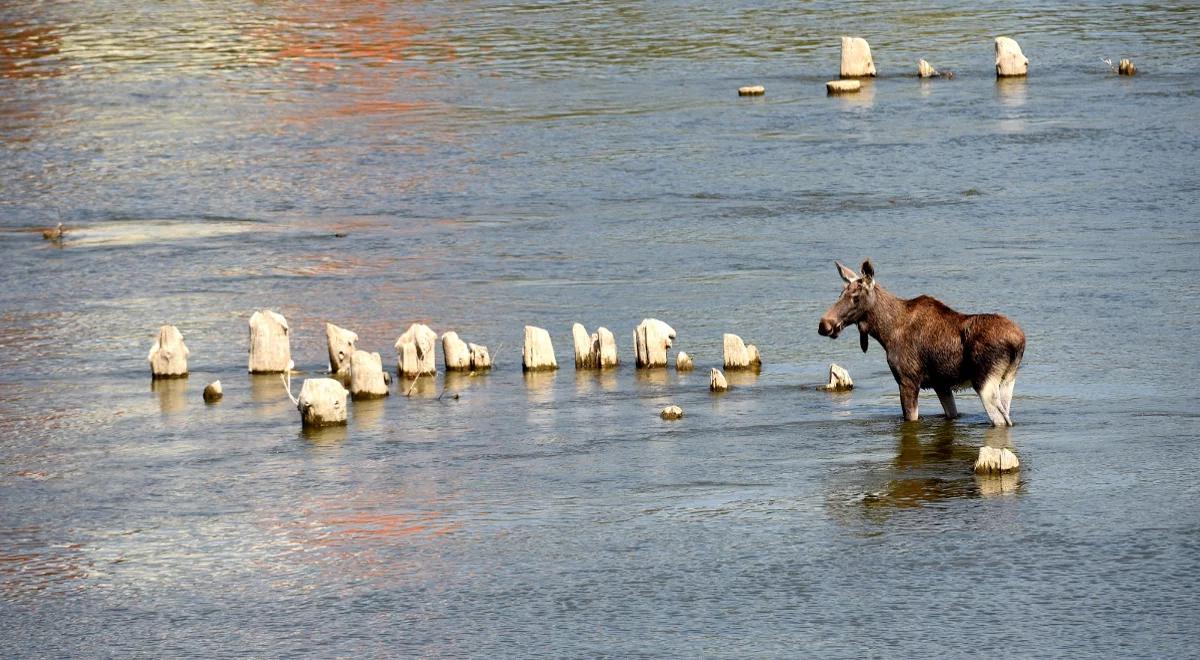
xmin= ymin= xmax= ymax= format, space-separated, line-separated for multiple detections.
xmin=818 ymin=260 xmax=1025 ymax=426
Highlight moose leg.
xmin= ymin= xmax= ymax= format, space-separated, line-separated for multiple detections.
xmin=976 ymin=375 xmax=1008 ymax=428
xmin=899 ymin=382 xmax=920 ymax=422
xmin=935 ymin=387 xmax=959 ymax=419
xmin=998 ymin=375 xmax=1016 ymax=426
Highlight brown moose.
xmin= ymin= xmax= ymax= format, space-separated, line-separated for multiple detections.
xmin=818 ymin=260 xmax=1025 ymax=426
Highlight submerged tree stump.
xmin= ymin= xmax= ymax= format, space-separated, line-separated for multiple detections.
xmin=394 ymin=323 xmax=438 ymax=377
xmin=723 ymin=333 xmax=762 ymax=371
xmin=147 ymin=325 xmax=189 ymax=378
xmin=634 ymin=319 xmax=675 ymax=369
xmin=468 ymin=343 xmax=492 ymax=371
xmin=1118 ymin=58 xmax=1137 ymax=76
xmin=523 ymin=325 xmax=558 ymax=372
xmin=297 ymin=377 xmax=349 ymax=427
xmin=826 ymin=79 xmax=861 ymax=95
xmin=349 ymin=350 xmax=389 ymax=400
xmin=840 ymin=36 xmax=876 ymax=78
xmin=443 ymin=331 xmax=471 ymax=371
xmin=676 ymin=351 xmax=694 ymax=371
xmin=248 ymin=310 xmax=291 ymax=374
xmin=995 ymin=36 xmax=1029 ymax=77
xmin=325 ymin=323 xmax=358 ymax=376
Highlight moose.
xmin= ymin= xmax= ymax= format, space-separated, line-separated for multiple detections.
xmin=818 ymin=260 xmax=1025 ymax=426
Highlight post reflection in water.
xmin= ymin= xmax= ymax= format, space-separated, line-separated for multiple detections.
xmin=150 ymin=377 xmax=188 ymax=415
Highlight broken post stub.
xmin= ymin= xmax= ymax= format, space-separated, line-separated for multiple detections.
xmin=840 ymin=36 xmax=876 ymax=78
xmin=148 ymin=324 xmax=189 ymax=378
xmin=325 ymin=322 xmax=358 ymax=376
xmin=660 ymin=405 xmax=684 ymax=420
xmin=573 ymin=324 xmax=619 ymax=370
xmin=248 ymin=310 xmax=291 ymax=374
xmin=710 ymin=368 xmax=729 ymax=392
xmin=523 ymin=325 xmax=558 ymax=372
xmin=820 ymin=363 xmax=854 ymax=392
xmin=1118 ymin=58 xmax=1137 ymax=76
xmin=349 ymin=349 xmax=389 ymax=400
xmin=826 ymin=79 xmax=861 ymax=95
xmin=676 ymin=351 xmax=694 ymax=371
xmin=723 ymin=333 xmax=762 ymax=371
xmin=394 ymin=323 xmax=437 ymax=377
xmin=297 ymin=377 xmax=349 ymax=427
xmin=634 ymin=319 xmax=675 ymax=369
xmin=995 ymin=36 xmax=1028 ymax=77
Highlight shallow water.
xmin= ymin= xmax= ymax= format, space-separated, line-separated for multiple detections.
xmin=2 ymin=1 xmax=1199 ymax=656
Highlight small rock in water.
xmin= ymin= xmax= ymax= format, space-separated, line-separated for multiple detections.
xmin=202 ymin=380 xmax=223 ymax=403
xmin=710 ymin=368 xmax=729 ymax=392
xmin=660 ymin=405 xmax=684 ymax=420
xmin=675 ymin=351 xmax=694 ymax=371
xmin=918 ymin=59 xmax=938 ymax=78
xmin=738 ymin=85 xmax=765 ymax=96
xmin=826 ymin=79 xmax=861 ymax=95
xmin=41 ymin=223 xmax=66 ymax=241
xmin=1118 ymin=58 xmax=1137 ymax=76
xmin=974 ymin=446 xmax=1020 ymax=474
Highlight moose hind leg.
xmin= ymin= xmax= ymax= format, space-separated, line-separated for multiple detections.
xmin=998 ymin=374 xmax=1017 ymax=425
xmin=976 ymin=373 xmax=1009 ymax=427
xmin=935 ymin=388 xmax=959 ymax=419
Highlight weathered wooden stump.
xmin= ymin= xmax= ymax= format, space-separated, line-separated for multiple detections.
xmin=710 ymin=368 xmax=729 ymax=392
xmin=147 ymin=324 xmax=189 ymax=378
xmin=202 ymin=380 xmax=223 ymax=403
xmin=523 ymin=325 xmax=558 ymax=372
xmin=468 ymin=343 xmax=492 ymax=371
xmin=248 ymin=310 xmax=291 ymax=374
xmin=442 ymin=331 xmax=471 ymax=371
xmin=738 ymin=85 xmax=765 ymax=96
xmin=634 ymin=319 xmax=675 ymax=369
xmin=675 ymin=351 xmax=694 ymax=371
xmin=296 ymin=377 xmax=348 ymax=427
xmin=394 ymin=323 xmax=437 ymax=377
xmin=974 ymin=446 xmax=1020 ymax=474
xmin=1118 ymin=58 xmax=1137 ymax=76
xmin=995 ymin=36 xmax=1028 ymax=77
xmin=660 ymin=405 xmax=684 ymax=420
xmin=840 ymin=36 xmax=876 ymax=78
xmin=723 ymin=333 xmax=762 ymax=371
xmin=572 ymin=324 xmax=619 ymax=369
xmin=349 ymin=350 xmax=389 ymax=400
xmin=826 ymin=79 xmax=861 ymax=95
xmin=821 ymin=363 xmax=854 ymax=392
xmin=325 ymin=322 xmax=358 ymax=375
xmin=918 ymin=59 xmax=938 ymax=78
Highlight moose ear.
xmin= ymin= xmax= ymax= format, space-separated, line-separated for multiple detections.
xmin=836 ymin=261 xmax=859 ymax=284
xmin=860 ymin=259 xmax=875 ymax=280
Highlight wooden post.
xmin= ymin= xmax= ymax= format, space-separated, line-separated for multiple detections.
xmin=349 ymin=350 xmax=389 ymax=399
xmin=523 ymin=325 xmax=558 ymax=372
xmin=394 ymin=323 xmax=437 ymax=376
xmin=325 ymin=322 xmax=358 ymax=375
xmin=148 ymin=325 xmax=189 ymax=378
xmin=840 ymin=36 xmax=876 ymax=78
xmin=634 ymin=319 xmax=675 ymax=368
xmin=248 ymin=310 xmax=290 ymax=374
xmin=995 ymin=37 xmax=1028 ymax=77
xmin=297 ymin=378 xmax=349 ymax=427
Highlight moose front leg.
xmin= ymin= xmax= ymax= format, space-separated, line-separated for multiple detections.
xmin=935 ymin=387 xmax=959 ymax=419
xmin=899 ymin=381 xmax=920 ymax=422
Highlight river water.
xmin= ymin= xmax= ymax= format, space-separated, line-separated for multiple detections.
xmin=2 ymin=1 xmax=1199 ymax=656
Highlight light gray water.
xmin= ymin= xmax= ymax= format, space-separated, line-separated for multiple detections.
xmin=2 ymin=1 xmax=1199 ymax=656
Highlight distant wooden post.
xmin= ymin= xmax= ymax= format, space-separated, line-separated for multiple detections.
xmin=248 ymin=310 xmax=290 ymax=374
xmin=148 ymin=325 xmax=189 ymax=378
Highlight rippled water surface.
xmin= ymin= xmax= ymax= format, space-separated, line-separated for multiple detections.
xmin=3 ymin=1 xmax=1199 ymax=656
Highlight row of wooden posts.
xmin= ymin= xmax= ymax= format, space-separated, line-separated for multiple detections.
xmin=147 ymin=314 xmax=1020 ymax=475
xmin=146 ymin=312 xmax=856 ymax=425
xmin=736 ymin=36 xmax=1137 ymax=97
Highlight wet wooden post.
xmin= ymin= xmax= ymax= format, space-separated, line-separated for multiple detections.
xmin=676 ymin=351 xmax=694 ymax=371
xmin=634 ymin=319 xmax=675 ymax=368
xmin=710 ymin=368 xmax=729 ymax=392
xmin=148 ymin=325 xmax=189 ymax=378
xmin=523 ymin=325 xmax=558 ymax=372
xmin=349 ymin=350 xmax=389 ymax=399
xmin=394 ymin=323 xmax=438 ymax=377
xmin=840 ymin=36 xmax=876 ymax=78
xmin=296 ymin=378 xmax=349 ymax=427
xmin=723 ymin=333 xmax=761 ymax=371
xmin=821 ymin=363 xmax=854 ymax=391
xmin=325 ymin=322 xmax=358 ymax=376
xmin=995 ymin=37 xmax=1029 ymax=77
xmin=975 ymin=446 xmax=1020 ymax=474
xmin=573 ymin=324 xmax=619 ymax=369
xmin=248 ymin=310 xmax=291 ymax=374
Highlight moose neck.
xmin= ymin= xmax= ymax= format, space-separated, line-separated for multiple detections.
xmin=861 ymin=285 xmax=906 ymax=352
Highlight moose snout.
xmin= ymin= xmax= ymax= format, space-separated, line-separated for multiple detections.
xmin=818 ymin=317 xmax=841 ymax=338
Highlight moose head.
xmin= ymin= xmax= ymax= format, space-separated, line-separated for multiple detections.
xmin=818 ymin=259 xmax=876 ymax=352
